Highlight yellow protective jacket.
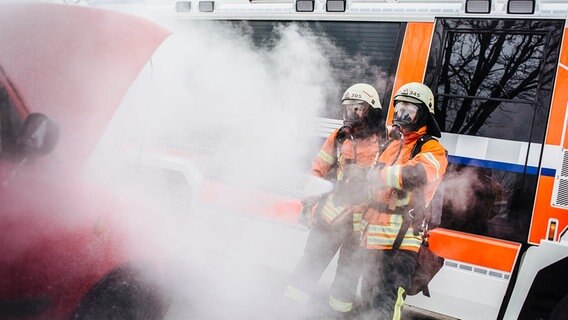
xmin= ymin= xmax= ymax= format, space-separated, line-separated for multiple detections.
xmin=363 ymin=126 xmax=448 ymax=252
xmin=312 ymin=129 xmax=383 ymax=230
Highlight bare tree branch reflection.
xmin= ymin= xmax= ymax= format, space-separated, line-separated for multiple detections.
xmin=435 ymin=20 xmax=553 ymax=140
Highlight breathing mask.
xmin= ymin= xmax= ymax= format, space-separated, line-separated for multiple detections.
xmin=393 ymin=101 xmax=426 ymax=132
xmin=342 ymin=100 xmax=370 ymax=128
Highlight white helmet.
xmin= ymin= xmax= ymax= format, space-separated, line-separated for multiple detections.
xmin=394 ymin=82 xmax=434 ymax=113
xmin=393 ymin=82 xmax=441 ymax=137
xmin=342 ymin=83 xmax=381 ymax=109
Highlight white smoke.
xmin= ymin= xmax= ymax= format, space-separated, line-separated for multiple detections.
xmin=442 ymin=167 xmax=479 ymax=214
xmin=88 ymin=19 xmax=346 ymax=319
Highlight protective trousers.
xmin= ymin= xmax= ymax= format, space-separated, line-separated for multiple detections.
xmin=361 ymin=249 xmax=418 ymax=320
xmin=286 ymin=213 xmax=363 ymax=313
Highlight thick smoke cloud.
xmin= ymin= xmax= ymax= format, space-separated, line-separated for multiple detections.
xmin=88 ymin=18 xmax=355 ymax=319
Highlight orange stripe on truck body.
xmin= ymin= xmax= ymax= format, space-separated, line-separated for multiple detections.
xmin=546 ymin=27 xmax=568 ymax=146
xmin=429 ymin=228 xmax=520 ymax=273
xmin=548 ymin=65 xmax=568 ymax=147
xmin=560 ymin=27 xmax=568 ymax=66
xmin=558 ymin=66 xmax=568 ymax=149
xmin=387 ymin=22 xmax=434 ymax=124
xmin=199 ymin=179 xmax=302 ymax=225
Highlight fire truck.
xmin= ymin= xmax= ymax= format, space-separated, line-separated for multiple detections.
xmin=67 ymin=0 xmax=568 ymax=319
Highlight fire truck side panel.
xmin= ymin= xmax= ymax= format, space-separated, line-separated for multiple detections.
xmin=367 ymin=16 xmax=566 ymax=320
xmin=510 ymin=24 xmax=568 ymax=320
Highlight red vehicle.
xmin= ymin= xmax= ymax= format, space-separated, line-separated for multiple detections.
xmin=0 ymin=3 xmax=173 ymax=319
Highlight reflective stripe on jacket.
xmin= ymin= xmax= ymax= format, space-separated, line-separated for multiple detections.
xmin=365 ymin=213 xmax=423 ymax=251
xmin=364 ymin=126 xmax=448 ymax=251
xmin=311 ymin=129 xmax=381 ymax=227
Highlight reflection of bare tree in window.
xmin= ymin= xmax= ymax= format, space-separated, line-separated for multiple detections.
xmin=437 ymin=20 xmax=548 ymax=136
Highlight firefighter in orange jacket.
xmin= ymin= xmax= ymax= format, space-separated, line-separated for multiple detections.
xmin=362 ymin=82 xmax=448 ymax=319
xmin=284 ymin=83 xmax=386 ymax=318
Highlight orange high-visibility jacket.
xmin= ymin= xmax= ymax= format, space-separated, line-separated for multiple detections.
xmin=312 ymin=129 xmax=383 ymax=230
xmin=363 ymin=126 xmax=448 ymax=252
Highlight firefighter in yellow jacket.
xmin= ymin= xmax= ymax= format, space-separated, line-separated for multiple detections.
xmin=362 ymin=82 xmax=448 ymax=319
xmin=284 ymin=83 xmax=386 ymax=318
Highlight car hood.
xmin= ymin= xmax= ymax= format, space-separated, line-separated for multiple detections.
xmin=0 ymin=3 xmax=170 ymax=171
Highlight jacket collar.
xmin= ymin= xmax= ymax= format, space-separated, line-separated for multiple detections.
xmin=403 ymin=126 xmax=428 ymax=144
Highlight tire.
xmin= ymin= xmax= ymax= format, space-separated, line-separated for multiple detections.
xmin=71 ymin=268 xmax=170 ymax=320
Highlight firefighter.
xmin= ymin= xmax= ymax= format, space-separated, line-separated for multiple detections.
xmin=283 ymin=83 xmax=386 ymax=318
xmin=361 ymin=82 xmax=448 ymax=319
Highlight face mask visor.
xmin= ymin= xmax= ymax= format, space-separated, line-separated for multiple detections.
xmin=393 ymin=101 xmax=419 ymax=129
xmin=342 ymin=100 xmax=370 ymax=127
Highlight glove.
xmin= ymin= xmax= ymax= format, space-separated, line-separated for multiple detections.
xmin=298 ymin=200 xmax=316 ymax=229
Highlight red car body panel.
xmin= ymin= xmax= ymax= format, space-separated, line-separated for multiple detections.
xmin=0 ymin=3 xmax=170 ymax=319
xmin=0 ymin=2 xmax=170 ymax=172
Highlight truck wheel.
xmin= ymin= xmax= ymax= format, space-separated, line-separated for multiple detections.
xmin=72 ymin=268 xmax=170 ymax=320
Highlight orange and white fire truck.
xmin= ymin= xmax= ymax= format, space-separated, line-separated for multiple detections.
xmin=76 ymin=0 xmax=568 ymax=319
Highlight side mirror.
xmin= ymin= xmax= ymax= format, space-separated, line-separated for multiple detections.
xmin=18 ymin=113 xmax=59 ymax=156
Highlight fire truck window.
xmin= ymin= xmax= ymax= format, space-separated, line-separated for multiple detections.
xmin=439 ymin=164 xmax=537 ymax=242
xmin=426 ymin=19 xmax=562 ymax=143
xmin=434 ymin=29 xmax=547 ymax=142
xmin=426 ymin=18 xmax=563 ymax=242
xmin=436 ymin=97 xmax=534 ymax=141
xmin=441 ymin=32 xmax=545 ymax=102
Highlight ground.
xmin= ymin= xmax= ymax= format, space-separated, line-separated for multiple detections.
xmin=164 ymin=256 xmax=449 ymax=320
